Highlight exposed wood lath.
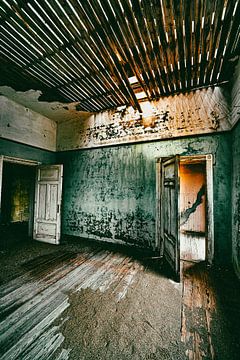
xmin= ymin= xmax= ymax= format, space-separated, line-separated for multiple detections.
xmin=0 ymin=0 xmax=239 ymax=112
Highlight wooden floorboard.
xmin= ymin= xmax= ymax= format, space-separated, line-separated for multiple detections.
xmin=0 ymin=247 xmax=143 ymax=359
xmin=0 ymin=243 xmax=240 ymax=359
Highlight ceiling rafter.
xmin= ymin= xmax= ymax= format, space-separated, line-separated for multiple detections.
xmin=0 ymin=0 xmax=239 ymax=112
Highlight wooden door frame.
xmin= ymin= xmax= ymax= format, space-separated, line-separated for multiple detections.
xmin=156 ymin=154 xmax=214 ymax=264
xmin=0 ymin=155 xmax=40 ymax=237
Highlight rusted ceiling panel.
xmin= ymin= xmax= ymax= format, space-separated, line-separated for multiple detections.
xmin=0 ymin=0 xmax=239 ymax=112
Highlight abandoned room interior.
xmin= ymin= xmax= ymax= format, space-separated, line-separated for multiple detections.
xmin=0 ymin=0 xmax=240 ymax=359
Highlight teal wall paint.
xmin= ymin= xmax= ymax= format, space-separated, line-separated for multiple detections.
xmin=58 ymin=133 xmax=232 ymax=265
xmin=0 ymin=138 xmax=56 ymax=164
xmin=232 ymin=121 xmax=240 ymax=278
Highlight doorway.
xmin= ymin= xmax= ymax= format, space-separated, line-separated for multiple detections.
xmin=156 ymin=154 xmax=214 ymax=280
xmin=179 ymin=160 xmax=206 ymax=261
xmin=0 ymin=160 xmax=36 ymax=248
xmin=0 ymin=156 xmax=64 ymax=246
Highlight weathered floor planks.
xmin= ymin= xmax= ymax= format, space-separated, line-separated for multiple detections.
xmin=0 ymin=247 xmax=143 ymax=359
xmin=0 ymin=243 xmax=240 ymax=359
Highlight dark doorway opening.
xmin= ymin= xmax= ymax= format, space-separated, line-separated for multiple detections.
xmin=0 ymin=162 xmax=35 ymax=248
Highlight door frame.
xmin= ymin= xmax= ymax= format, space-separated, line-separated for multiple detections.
xmin=0 ymin=155 xmax=40 ymax=237
xmin=156 ymin=154 xmax=214 ymax=264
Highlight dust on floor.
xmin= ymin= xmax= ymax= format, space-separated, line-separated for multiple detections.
xmin=0 ymin=238 xmax=239 ymax=359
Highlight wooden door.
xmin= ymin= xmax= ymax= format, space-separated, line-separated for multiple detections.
xmin=33 ymin=165 xmax=63 ymax=244
xmin=161 ymin=156 xmax=180 ymax=281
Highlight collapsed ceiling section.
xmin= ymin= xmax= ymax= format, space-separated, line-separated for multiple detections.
xmin=0 ymin=0 xmax=239 ymax=112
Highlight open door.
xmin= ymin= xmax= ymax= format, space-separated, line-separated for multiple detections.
xmin=33 ymin=165 xmax=63 ymax=244
xmin=161 ymin=156 xmax=180 ymax=281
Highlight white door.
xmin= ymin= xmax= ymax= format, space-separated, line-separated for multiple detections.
xmin=33 ymin=165 xmax=63 ymax=244
xmin=161 ymin=156 xmax=180 ymax=281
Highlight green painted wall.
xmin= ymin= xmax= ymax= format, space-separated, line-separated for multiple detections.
xmin=232 ymin=121 xmax=240 ymax=278
xmin=58 ymin=132 xmax=232 ymax=265
xmin=0 ymin=138 xmax=56 ymax=163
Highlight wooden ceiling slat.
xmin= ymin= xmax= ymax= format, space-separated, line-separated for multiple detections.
xmin=211 ymin=0 xmax=237 ymax=83
xmin=82 ymin=0 xmax=152 ymax=102
xmin=107 ymin=0 xmax=152 ymax=97
xmin=73 ymin=77 xmax=113 ymax=108
xmin=219 ymin=1 xmax=240 ymax=81
xmin=44 ymin=0 xmax=129 ymax=106
xmin=68 ymin=44 xmax=127 ymax=105
xmin=107 ymin=0 xmax=158 ymax=98
xmin=28 ymin=0 xmax=70 ymax=45
xmin=192 ymin=0 xmax=203 ymax=87
xmin=46 ymin=53 xmax=113 ymax=102
xmin=183 ymin=1 xmax=193 ymax=88
xmin=91 ymin=0 xmax=154 ymax=100
xmin=137 ymin=0 xmax=169 ymax=94
xmin=30 ymin=63 xmax=62 ymax=85
xmin=0 ymin=6 xmax=46 ymax=58
xmin=116 ymin=0 xmax=161 ymax=98
xmin=8 ymin=0 xmax=60 ymax=52
xmin=0 ymin=32 xmax=35 ymax=63
xmin=172 ymin=0 xmax=186 ymax=90
xmin=0 ymin=54 xmax=66 ymax=98
xmin=0 ymin=39 xmax=29 ymax=66
xmin=60 ymin=0 xmax=141 ymax=110
xmin=151 ymin=0 xmax=175 ymax=93
xmin=129 ymin=0 xmax=163 ymax=97
xmin=25 ymin=67 xmax=57 ymax=87
xmin=0 ymin=0 xmax=238 ymax=111
xmin=162 ymin=0 xmax=180 ymax=91
xmin=198 ymin=0 xmax=214 ymax=86
xmin=36 ymin=1 xmax=125 ymax=102
xmin=55 ymin=54 xmax=117 ymax=105
xmin=72 ymin=90 xmax=119 ymax=112
xmin=204 ymin=0 xmax=225 ymax=84
xmin=55 ymin=0 xmax=135 ymax=108
xmin=58 ymin=0 xmax=142 ymax=111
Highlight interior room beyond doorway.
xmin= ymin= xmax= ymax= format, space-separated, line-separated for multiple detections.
xmin=0 ymin=161 xmax=35 ymax=248
xmin=180 ymin=160 xmax=206 ymax=262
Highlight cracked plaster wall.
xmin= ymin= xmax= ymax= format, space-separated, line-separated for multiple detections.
xmin=232 ymin=60 xmax=240 ymax=278
xmin=57 ymin=86 xmax=231 ymax=151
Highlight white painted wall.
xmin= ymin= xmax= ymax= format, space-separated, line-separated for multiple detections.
xmin=57 ymin=86 xmax=231 ymax=151
xmin=0 ymin=96 xmax=57 ymax=151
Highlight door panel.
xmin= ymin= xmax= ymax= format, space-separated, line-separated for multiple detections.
xmin=161 ymin=156 xmax=180 ymax=281
xmin=33 ymin=165 xmax=63 ymax=244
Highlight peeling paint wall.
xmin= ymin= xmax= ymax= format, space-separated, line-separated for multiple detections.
xmin=57 ymin=86 xmax=231 ymax=151
xmin=231 ymin=59 xmax=240 ymax=278
xmin=232 ymin=121 xmax=240 ymax=278
xmin=0 ymin=138 xmax=56 ymax=164
xmin=58 ymin=133 xmax=232 ymax=265
xmin=0 ymin=96 xmax=57 ymax=151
